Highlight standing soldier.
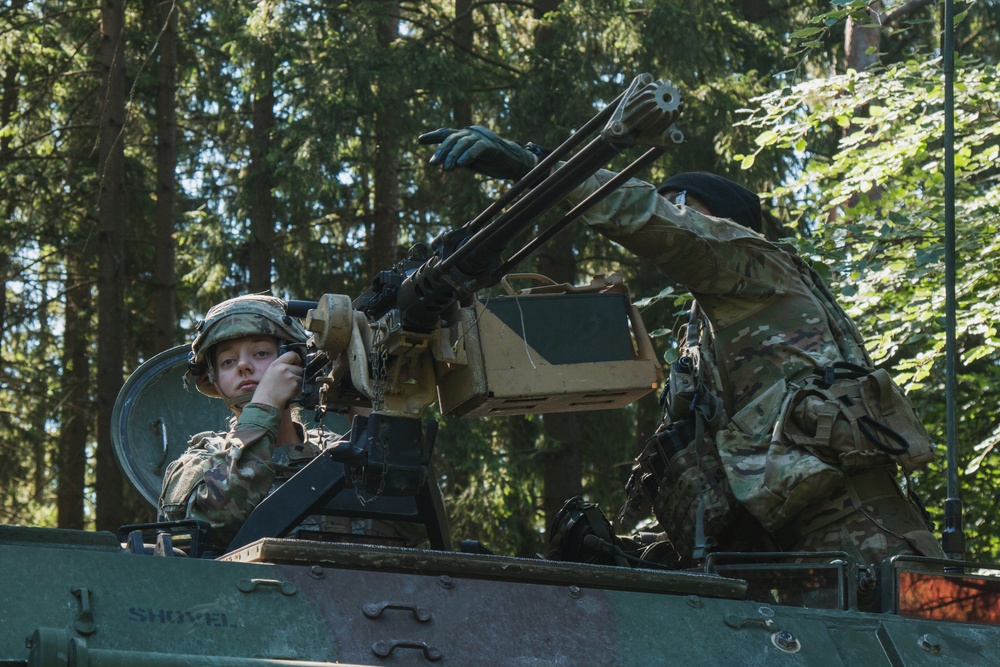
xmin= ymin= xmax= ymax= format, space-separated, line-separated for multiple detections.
xmin=420 ymin=126 xmax=945 ymax=569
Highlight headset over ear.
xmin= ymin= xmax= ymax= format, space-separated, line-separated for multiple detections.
xmin=187 ymin=348 xmax=206 ymax=377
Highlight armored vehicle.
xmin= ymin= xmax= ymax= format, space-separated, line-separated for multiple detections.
xmin=4 ymin=74 xmax=1000 ymax=667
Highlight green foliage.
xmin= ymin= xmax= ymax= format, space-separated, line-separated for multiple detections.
xmin=739 ymin=48 xmax=1000 ymax=559
xmin=432 ymin=412 xmax=545 ymax=557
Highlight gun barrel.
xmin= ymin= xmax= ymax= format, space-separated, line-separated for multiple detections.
xmin=394 ymin=75 xmax=683 ymax=332
xmin=444 ymin=135 xmax=621 ymax=280
xmin=496 ymin=145 xmax=667 ymax=279
xmin=285 ymin=300 xmax=319 ymax=318
xmin=459 ymin=82 xmax=634 ymax=237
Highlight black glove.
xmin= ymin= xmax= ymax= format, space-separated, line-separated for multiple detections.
xmin=545 ymin=495 xmax=629 ymax=567
xmin=418 ymin=125 xmax=537 ymax=181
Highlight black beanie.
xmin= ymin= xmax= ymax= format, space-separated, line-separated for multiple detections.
xmin=657 ymin=172 xmax=763 ymax=234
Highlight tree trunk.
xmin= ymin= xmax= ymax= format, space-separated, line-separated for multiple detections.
xmin=535 ymin=230 xmax=584 ymax=525
xmin=95 ymin=0 xmax=127 ymax=532
xmin=368 ymin=2 xmax=401 ymax=277
xmin=248 ymin=54 xmax=276 ymax=293
xmin=453 ymin=0 xmax=473 ymax=129
xmin=843 ymin=0 xmax=935 ymax=210
xmin=0 ymin=7 xmax=22 ymax=366
xmin=844 ymin=1 xmax=883 ymax=72
xmin=57 ymin=266 xmax=91 ymax=530
xmin=153 ymin=0 xmax=178 ymax=352
xmin=844 ymin=0 xmax=936 ymax=70
xmin=0 ymin=251 xmax=6 ymax=368
xmin=33 ymin=286 xmax=54 ymax=506
xmin=441 ymin=0 xmax=486 ymax=223
xmin=525 ymin=0 xmax=584 ymax=531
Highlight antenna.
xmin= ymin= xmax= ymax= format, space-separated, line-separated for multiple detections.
xmin=941 ymin=0 xmax=965 ymax=563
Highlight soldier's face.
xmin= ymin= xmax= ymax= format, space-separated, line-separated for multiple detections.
xmin=212 ymin=336 xmax=280 ymax=399
xmin=664 ymin=189 xmax=713 ymax=217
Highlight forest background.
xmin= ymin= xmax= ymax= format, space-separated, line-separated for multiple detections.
xmin=2 ymin=0 xmax=999 ymax=561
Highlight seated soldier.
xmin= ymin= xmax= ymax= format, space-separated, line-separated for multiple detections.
xmin=159 ymin=294 xmax=414 ymax=552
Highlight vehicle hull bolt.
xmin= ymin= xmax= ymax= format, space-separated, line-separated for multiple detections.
xmin=772 ymin=630 xmax=801 ymax=653
xmin=918 ymin=633 xmax=942 ymax=654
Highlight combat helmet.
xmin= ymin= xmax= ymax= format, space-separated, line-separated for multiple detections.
xmin=186 ymin=294 xmax=308 ymax=399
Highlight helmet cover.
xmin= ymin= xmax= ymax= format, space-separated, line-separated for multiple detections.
xmin=186 ymin=294 xmax=307 ymax=398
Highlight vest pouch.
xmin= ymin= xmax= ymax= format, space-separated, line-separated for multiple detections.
xmin=717 ymin=428 xmax=844 ymax=532
xmin=651 ymin=439 xmax=739 ymax=566
xmin=666 ymin=357 xmax=697 ymax=422
xmin=620 ymin=419 xmax=696 ymax=529
xmin=718 ymin=380 xmax=844 ymax=532
xmin=159 ymin=447 xmax=213 ymax=520
xmin=781 ymin=365 xmax=936 ymax=473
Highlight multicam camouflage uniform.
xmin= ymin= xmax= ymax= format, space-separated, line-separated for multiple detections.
xmin=565 ymin=170 xmax=944 ymax=567
xmin=160 ymin=404 xmax=377 ymax=549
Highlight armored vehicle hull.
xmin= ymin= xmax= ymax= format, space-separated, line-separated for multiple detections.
xmin=4 ymin=523 xmax=1000 ymax=666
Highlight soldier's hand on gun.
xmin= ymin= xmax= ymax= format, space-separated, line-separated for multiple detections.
xmin=418 ymin=125 xmax=537 ymax=181
xmin=252 ymin=351 xmax=304 ymax=410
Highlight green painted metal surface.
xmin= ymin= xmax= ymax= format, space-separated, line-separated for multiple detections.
xmin=5 ymin=525 xmax=1000 ymax=666
xmin=112 ymin=345 xmax=232 ymax=506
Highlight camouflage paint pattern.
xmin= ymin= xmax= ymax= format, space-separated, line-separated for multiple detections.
xmin=159 ymin=403 xmax=412 ymax=551
xmin=160 ymin=402 xmax=294 ymax=548
xmin=192 ymin=295 xmax=307 ymax=365
xmin=568 ymin=172 xmax=862 ymax=415
xmin=788 ymin=468 xmax=943 ymax=564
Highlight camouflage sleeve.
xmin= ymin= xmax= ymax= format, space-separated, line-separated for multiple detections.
xmin=565 ymin=169 xmax=786 ymax=299
xmin=159 ymin=403 xmax=282 ymax=547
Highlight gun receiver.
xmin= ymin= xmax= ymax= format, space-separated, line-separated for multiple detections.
xmin=226 ymin=74 xmax=681 ymax=552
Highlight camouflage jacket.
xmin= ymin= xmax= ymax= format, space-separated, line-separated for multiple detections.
xmin=568 ymin=171 xmax=878 ymax=534
xmin=159 ymin=403 xmax=347 ymax=549
xmin=568 ymin=170 xmax=868 ymax=419
xmin=564 ymin=172 xmax=943 ymax=566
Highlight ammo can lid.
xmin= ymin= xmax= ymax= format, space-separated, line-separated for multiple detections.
xmin=112 ymin=344 xmax=232 ymax=507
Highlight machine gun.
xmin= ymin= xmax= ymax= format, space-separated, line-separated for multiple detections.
xmin=225 ymin=73 xmax=685 ymax=553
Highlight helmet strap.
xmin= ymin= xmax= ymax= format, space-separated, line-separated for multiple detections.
xmin=224 ymin=391 xmax=257 ymax=412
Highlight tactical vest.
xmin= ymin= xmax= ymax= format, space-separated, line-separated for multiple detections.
xmin=620 ymin=244 xmax=935 ymax=565
xmin=619 ymin=299 xmax=741 ymax=567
